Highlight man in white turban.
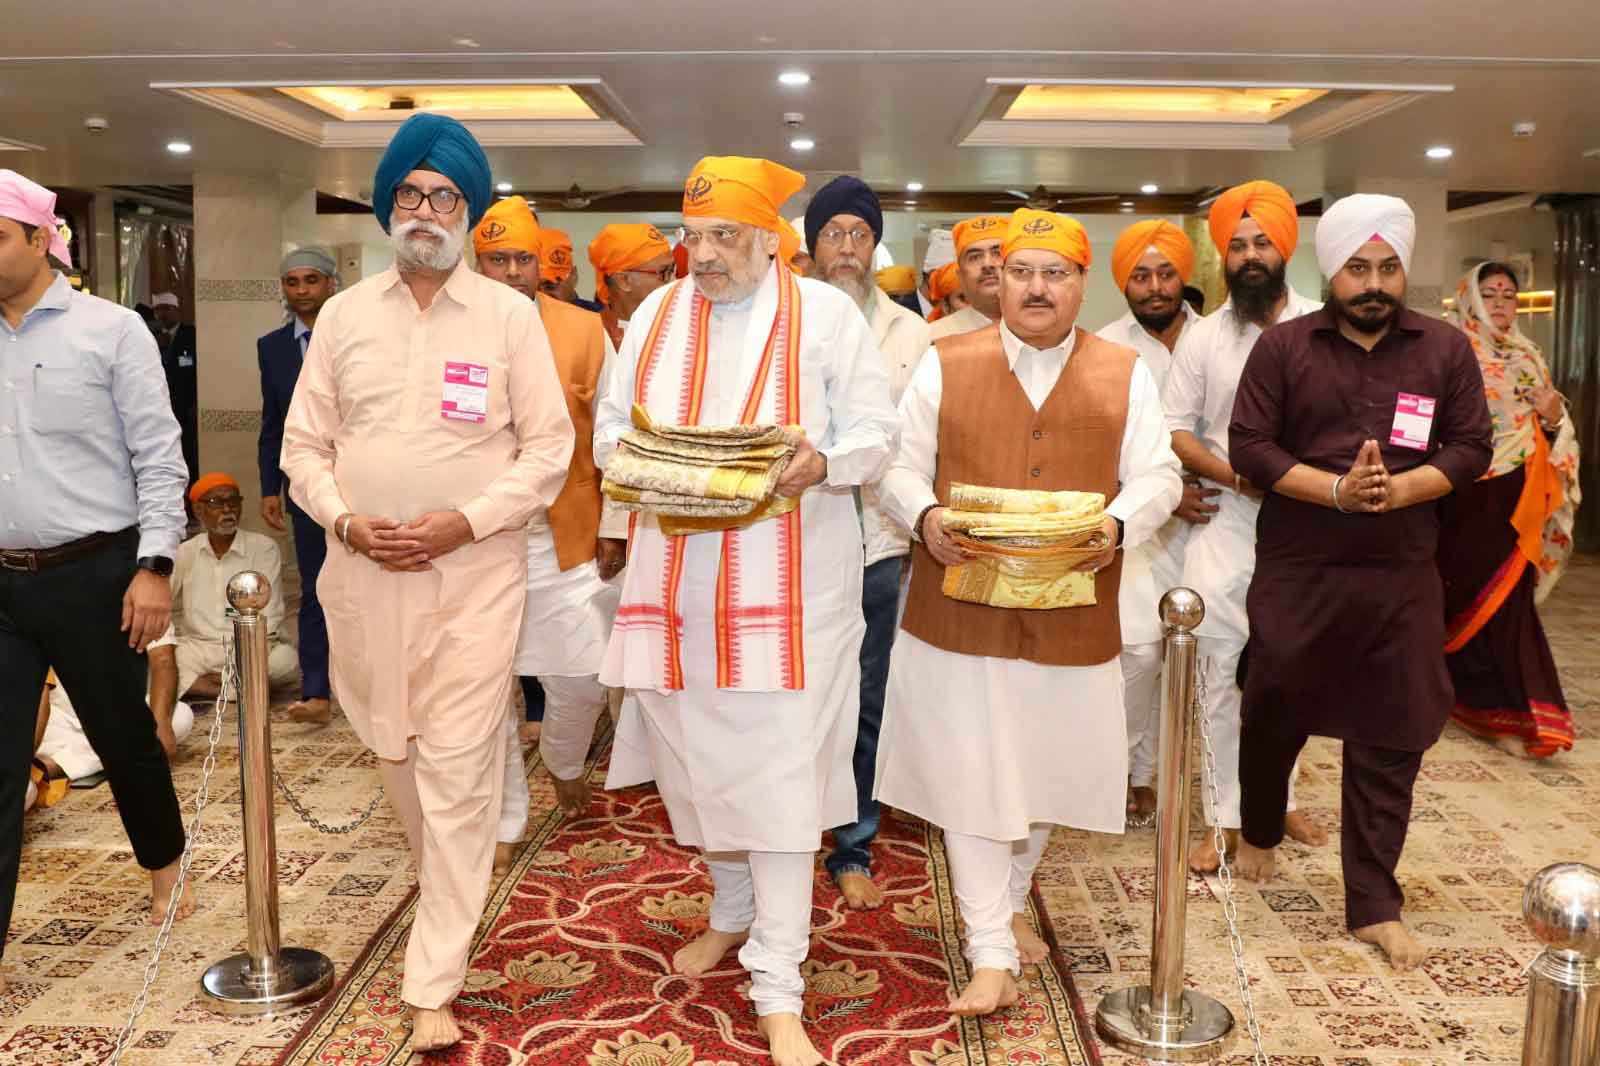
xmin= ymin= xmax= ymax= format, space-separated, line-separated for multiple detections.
xmin=1226 ymin=193 xmax=1492 ymax=971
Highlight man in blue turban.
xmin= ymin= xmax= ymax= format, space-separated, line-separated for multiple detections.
xmin=371 ymin=112 xmax=493 ymax=234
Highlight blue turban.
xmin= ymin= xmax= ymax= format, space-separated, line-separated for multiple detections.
xmin=803 ymin=175 xmax=882 ymax=256
xmin=371 ymin=113 xmax=493 ymax=234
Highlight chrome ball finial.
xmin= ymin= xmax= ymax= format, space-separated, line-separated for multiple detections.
xmin=225 ymin=570 xmax=272 ymax=614
xmin=1523 ymin=862 xmax=1600 ymax=959
xmin=1158 ymin=587 xmax=1205 ymax=633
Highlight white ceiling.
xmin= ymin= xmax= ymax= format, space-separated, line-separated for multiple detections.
xmin=4 ymin=1 xmax=1600 ymax=202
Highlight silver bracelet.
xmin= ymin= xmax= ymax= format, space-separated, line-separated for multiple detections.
xmin=1331 ymin=475 xmax=1350 ymax=514
xmin=336 ymin=514 xmax=355 ymax=550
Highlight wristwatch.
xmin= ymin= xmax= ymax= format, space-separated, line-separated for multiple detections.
xmin=1112 ymin=516 xmax=1126 ymax=549
xmin=136 ymin=555 xmax=174 ymax=576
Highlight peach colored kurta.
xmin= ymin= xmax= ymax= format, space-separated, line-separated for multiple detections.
xmin=281 ymin=260 xmax=575 ymax=759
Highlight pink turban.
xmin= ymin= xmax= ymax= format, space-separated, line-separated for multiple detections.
xmin=0 ymin=169 xmax=71 ymax=267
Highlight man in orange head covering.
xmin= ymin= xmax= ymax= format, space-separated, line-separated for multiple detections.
xmin=925 ymin=260 xmax=964 ymax=321
xmin=587 ymin=223 xmax=674 ymax=347
xmin=595 ymin=155 xmax=897 ymax=1066
xmin=537 ymin=227 xmax=600 ymax=309
xmin=1095 ymin=219 xmax=1206 ymax=823
xmin=1160 ymin=180 xmax=1326 ymax=875
xmin=875 ymin=206 xmax=1181 ymax=1015
xmin=930 ymin=214 xmax=1008 ymax=339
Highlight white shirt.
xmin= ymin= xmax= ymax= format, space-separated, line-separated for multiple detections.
xmin=927 ymin=304 xmax=998 ymax=341
xmin=862 ymin=288 xmax=931 ymax=566
xmin=880 ymin=320 xmax=1182 ymax=555
xmin=171 ymin=528 xmax=285 ymax=644
xmin=1096 ymin=303 xmax=1196 ymax=392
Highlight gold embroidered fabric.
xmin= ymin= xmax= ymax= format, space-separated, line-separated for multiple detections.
xmin=602 ymin=404 xmax=801 ymax=534
xmin=940 ymin=483 xmax=1109 ymax=609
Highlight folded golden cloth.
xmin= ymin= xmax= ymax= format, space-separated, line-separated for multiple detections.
xmin=602 ymin=404 xmax=801 ymax=534
xmin=940 ymin=483 xmax=1109 ymax=609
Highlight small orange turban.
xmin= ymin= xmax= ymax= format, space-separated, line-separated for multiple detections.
xmin=777 ymin=219 xmax=804 ymax=268
xmin=952 ymin=215 xmax=1008 ymax=258
xmin=927 ymin=261 xmax=961 ymax=303
xmin=673 ymin=242 xmax=689 ymax=278
xmin=587 ymin=223 xmax=670 ymax=305
xmin=876 ymin=265 xmax=916 ymax=296
xmin=189 ymin=471 xmax=240 ymax=503
xmin=1208 ymin=180 xmax=1299 ymax=260
xmin=682 ymin=156 xmax=806 ymax=233
xmin=1002 ymin=208 xmax=1092 ymax=268
xmin=538 ymin=228 xmax=575 ymax=284
xmin=472 ymin=196 xmax=540 ymax=258
xmin=1110 ymin=220 xmax=1195 ymax=292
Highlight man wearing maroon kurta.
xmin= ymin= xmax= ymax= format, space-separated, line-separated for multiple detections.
xmin=1227 ymin=194 xmax=1491 ymax=971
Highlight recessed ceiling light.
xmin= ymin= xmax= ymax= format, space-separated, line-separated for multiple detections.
xmin=906 ymin=182 xmax=924 ymax=193
xmin=1140 ymin=183 xmax=1159 ymax=194
xmin=496 ymin=181 xmax=513 ymax=193
xmin=778 ymin=71 xmax=811 ymax=87
xmin=166 ymin=140 xmax=192 ymax=154
xmin=789 ymin=137 xmax=815 ymax=151
xmin=1426 ymin=145 xmax=1453 ymax=160
xmin=905 ymin=200 xmax=918 ymax=207
xmin=1120 ymin=200 xmax=1135 ymax=207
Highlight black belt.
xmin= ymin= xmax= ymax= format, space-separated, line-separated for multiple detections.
xmin=0 ymin=527 xmax=138 ymax=572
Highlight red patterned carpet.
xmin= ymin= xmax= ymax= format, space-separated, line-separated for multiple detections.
xmin=278 ymin=747 xmax=1097 ymax=1065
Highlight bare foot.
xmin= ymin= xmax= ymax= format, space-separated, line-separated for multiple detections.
xmin=1283 ymin=809 xmax=1328 ymax=847
xmin=1493 ymin=734 xmax=1533 ymax=759
xmin=949 ymin=967 xmax=1019 ymax=1016
xmin=409 ymin=1004 xmax=462 ymax=1052
xmin=552 ymin=775 xmax=591 ymax=817
xmin=149 ymin=859 xmax=196 ymax=925
xmin=1128 ymin=785 xmax=1156 ymax=821
xmin=1233 ymin=839 xmax=1277 ymax=882
xmin=837 ymin=870 xmax=884 ymax=910
xmin=1012 ymin=912 xmax=1049 ymax=966
xmin=757 ymin=1012 xmax=824 ymax=1066
xmin=287 ymin=698 xmax=332 ymax=725
xmin=518 ymin=721 xmax=541 ymax=745
xmin=672 ymin=927 xmax=748 ymax=976
xmin=493 ymin=841 xmax=518 ymax=877
xmin=1353 ymin=920 xmax=1428 ymax=971
xmin=1189 ymin=828 xmax=1237 ymax=874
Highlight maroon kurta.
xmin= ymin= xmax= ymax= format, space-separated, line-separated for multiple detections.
xmin=1228 ymin=306 xmax=1492 ymax=751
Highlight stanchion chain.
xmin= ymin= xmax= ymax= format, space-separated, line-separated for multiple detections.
xmin=106 ymin=636 xmax=237 ymax=1066
xmin=1192 ymin=658 xmax=1271 ymax=1066
xmin=272 ymin=769 xmax=385 ymax=835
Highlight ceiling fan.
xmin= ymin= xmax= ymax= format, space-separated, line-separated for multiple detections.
xmin=555 ymin=182 xmax=637 ymax=210
xmin=998 ymin=185 xmax=1126 ymax=210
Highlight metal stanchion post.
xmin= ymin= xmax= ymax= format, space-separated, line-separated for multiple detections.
xmin=1096 ymin=587 xmax=1235 ymax=1061
xmin=1519 ymin=862 xmax=1600 ymax=1066
xmin=200 ymin=571 xmax=335 ymax=1014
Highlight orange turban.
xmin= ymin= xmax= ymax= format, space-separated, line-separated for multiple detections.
xmin=189 ymin=471 xmax=240 ymax=503
xmin=1208 ymin=180 xmax=1299 ymax=260
xmin=876 ymin=265 xmax=916 ymax=296
xmin=682 ymin=156 xmax=806 ymax=233
xmin=952 ymin=215 xmax=1008 ymax=258
xmin=1002 ymin=208 xmax=1092 ymax=268
xmin=673 ymin=241 xmax=689 ymax=278
xmin=538 ymin=228 xmax=575 ymax=284
xmin=587 ymin=223 xmax=670 ymax=305
xmin=927 ymin=261 xmax=961 ymax=303
xmin=777 ymin=219 xmax=804 ymax=267
xmin=472 ymin=196 xmax=540 ymax=258
xmin=1110 ymin=220 xmax=1195 ymax=292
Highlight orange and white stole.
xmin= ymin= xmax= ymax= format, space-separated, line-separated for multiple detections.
xmin=609 ymin=265 xmax=805 ymax=692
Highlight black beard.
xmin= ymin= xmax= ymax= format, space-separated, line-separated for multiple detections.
xmin=1132 ymin=304 xmax=1181 ymax=334
xmin=1226 ymin=260 xmax=1287 ymax=321
xmin=1330 ymin=290 xmax=1403 ymax=336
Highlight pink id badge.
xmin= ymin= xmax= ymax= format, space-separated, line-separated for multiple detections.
xmin=442 ymin=361 xmax=489 ymax=423
xmin=1389 ymin=392 xmax=1435 ymax=451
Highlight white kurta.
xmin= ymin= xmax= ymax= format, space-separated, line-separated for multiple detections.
xmin=861 ymin=287 xmax=931 ymax=567
xmin=594 ymin=266 xmax=899 ymax=853
xmin=927 ymin=303 xmax=996 ymax=341
xmin=874 ymin=321 xmax=1182 ymax=840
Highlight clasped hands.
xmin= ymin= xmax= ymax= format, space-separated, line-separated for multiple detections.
xmin=1336 ymin=439 xmax=1396 ymax=514
xmin=340 ymin=510 xmax=474 ymax=572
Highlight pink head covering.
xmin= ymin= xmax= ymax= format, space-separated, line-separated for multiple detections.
xmin=0 ymin=169 xmax=71 ymax=267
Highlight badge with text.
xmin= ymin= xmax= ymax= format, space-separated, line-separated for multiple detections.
xmin=441 ymin=361 xmax=489 ymax=423
xmin=1389 ymin=392 xmax=1436 ymax=451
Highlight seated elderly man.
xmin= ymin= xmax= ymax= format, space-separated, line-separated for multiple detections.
xmin=172 ymin=473 xmax=298 ymax=701
xmin=29 ymin=626 xmax=194 ymax=809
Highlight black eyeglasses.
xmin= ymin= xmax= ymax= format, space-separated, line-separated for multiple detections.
xmin=394 ymin=184 xmax=462 ymax=214
xmin=625 ymin=264 xmax=677 ymax=283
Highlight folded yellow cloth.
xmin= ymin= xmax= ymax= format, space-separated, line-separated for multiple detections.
xmin=939 ymin=483 xmax=1109 ymax=609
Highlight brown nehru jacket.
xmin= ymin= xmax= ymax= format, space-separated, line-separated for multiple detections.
xmin=901 ymin=323 xmax=1134 ymax=666
xmin=538 ymin=297 xmax=607 ymax=570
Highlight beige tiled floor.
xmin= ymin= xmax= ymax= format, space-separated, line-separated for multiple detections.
xmin=1 ymin=557 xmax=1595 ymax=1064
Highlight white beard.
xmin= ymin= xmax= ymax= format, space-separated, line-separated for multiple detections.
xmin=393 ymin=217 xmax=467 ymax=272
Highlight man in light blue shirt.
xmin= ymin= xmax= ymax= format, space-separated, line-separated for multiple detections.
xmin=0 ymin=170 xmax=192 ymax=987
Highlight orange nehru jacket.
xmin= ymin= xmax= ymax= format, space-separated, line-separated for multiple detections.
xmin=538 ymin=297 xmax=608 ymax=569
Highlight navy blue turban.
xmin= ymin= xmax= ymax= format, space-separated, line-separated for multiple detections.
xmin=371 ymin=113 xmax=493 ymax=233
xmin=803 ymin=175 xmax=882 ymax=256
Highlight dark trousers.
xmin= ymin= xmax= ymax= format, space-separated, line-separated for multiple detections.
xmin=286 ymin=493 xmax=330 ymax=701
xmin=519 ymin=676 xmax=546 ymax=723
xmin=0 ymin=533 xmax=185 ymax=957
xmin=1240 ymin=711 xmax=1423 ymax=930
xmin=826 ymin=555 xmax=901 ymax=880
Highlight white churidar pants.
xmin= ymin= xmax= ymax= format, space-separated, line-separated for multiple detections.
xmin=1121 ymin=640 xmax=1163 ymax=789
xmin=942 ymin=824 xmax=1053 ymax=974
xmin=1197 ymin=635 xmax=1297 ymax=828
xmin=703 ymin=849 xmax=816 ymax=1016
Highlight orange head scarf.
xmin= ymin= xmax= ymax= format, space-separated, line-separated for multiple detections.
xmin=876 ymin=265 xmax=916 ymax=296
xmin=1110 ymin=219 xmax=1194 ymax=292
xmin=189 ymin=471 xmax=240 ymax=503
xmin=1208 ymin=180 xmax=1299 ymax=260
xmin=682 ymin=156 xmax=806 ymax=234
xmin=927 ymin=261 xmax=961 ymax=303
xmin=538 ymin=228 xmax=575 ymax=284
xmin=952 ymin=215 xmax=1008 ymax=259
xmin=777 ymin=219 xmax=805 ymax=267
xmin=587 ymin=223 xmax=670 ymax=305
xmin=1001 ymin=208 xmax=1092 ymax=268
xmin=472 ymin=195 xmax=540 ymax=258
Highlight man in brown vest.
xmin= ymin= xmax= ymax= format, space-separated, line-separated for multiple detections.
xmin=874 ymin=209 xmax=1182 ymax=1015
xmin=473 ymin=197 xmax=622 ymax=862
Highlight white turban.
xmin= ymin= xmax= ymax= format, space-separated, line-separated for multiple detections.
xmin=922 ymin=227 xmax=955 ymax=272
xmin=151 ymin=292 xmax=179 ymax=308
xmin=1315 ymin=194 xmax=1416 ymax=279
